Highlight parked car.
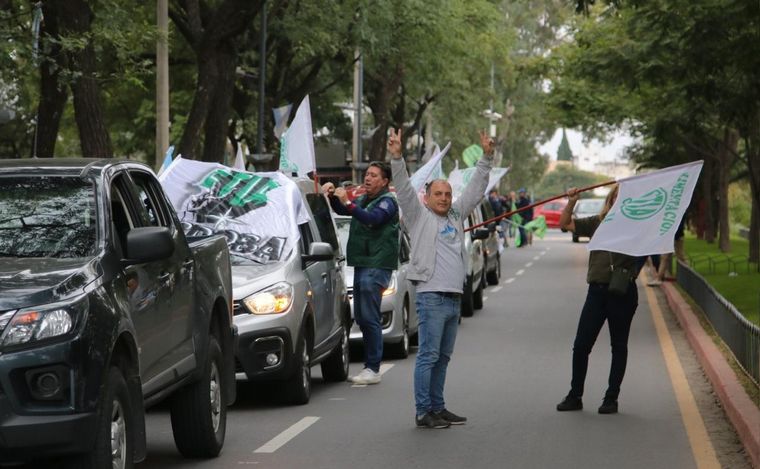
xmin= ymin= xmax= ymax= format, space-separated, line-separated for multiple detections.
xmin=478 ymin=200 xmax=503 ymax=285
xmin=229 ymin=178 xmax=351 ymax=405
xmin=461 ymin=208 xmax=491 ymax=317
xmin=571 ymin=198 xmax=605 ymax=242
xmin=534 ymin=199 xmax=568 ymax=229
xmin=0 ymin=159 xmax=236 ymax=467
xmin=333 ymin=216 xmax=418 ymax=359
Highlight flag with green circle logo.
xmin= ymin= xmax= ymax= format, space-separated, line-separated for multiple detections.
xmin=462 ymin=144 xmax=483 ymax=168
xmin=588 ymin=161 xmax=703 ymax=256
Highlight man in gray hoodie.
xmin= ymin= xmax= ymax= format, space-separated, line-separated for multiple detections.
xmin=389 ymin=128 xmax=494 ymax=429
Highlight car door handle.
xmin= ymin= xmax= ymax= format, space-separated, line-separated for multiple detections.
xmin=158 ymin=272 xmax=171 ymax=283
xmin=182 ymin=258 xmax=193 ymax=267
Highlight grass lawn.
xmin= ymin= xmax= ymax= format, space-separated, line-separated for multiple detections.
xmin=681 ymin=234 xmax=759 ymax=326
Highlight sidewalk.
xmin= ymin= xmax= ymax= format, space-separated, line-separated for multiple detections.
xmin=660 ymin=280 xmax=760 ymax=468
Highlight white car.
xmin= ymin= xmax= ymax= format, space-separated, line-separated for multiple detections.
xmin=334 ymin=216 xmax=418 ymax=359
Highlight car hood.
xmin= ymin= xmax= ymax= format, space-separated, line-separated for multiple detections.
xmin=231 ymin=261 xmax=292 ymax=300
xmin=0 ymin=257 xmax=99 ymax=310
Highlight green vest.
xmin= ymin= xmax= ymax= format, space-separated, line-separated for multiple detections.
xmin=347 ymin=191 xmax=399 ymax=270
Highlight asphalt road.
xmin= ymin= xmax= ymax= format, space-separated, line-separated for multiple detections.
xmin=11 ymin=230 xmax=751 ymax=468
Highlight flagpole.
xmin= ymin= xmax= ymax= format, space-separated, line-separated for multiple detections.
xmin=465 ymin=179 xmax=617 ymax=232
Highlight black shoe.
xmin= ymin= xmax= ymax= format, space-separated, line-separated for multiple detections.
xmin=556 ymin=395 xmax=583 ymax=411
xmin=433 ymin=409 xmax=467 ymax=425
xmin=598 ymin=399 xmax=618 ymax=414
xmin=415 ymin=412 xmax=451 ymax=429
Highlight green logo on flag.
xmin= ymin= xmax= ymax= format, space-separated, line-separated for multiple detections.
xmin=620 ymin=188 xmax=667 ymax=220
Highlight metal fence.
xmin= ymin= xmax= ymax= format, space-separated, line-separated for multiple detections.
xmin=677 ymin=260 xmax=760 ymax=385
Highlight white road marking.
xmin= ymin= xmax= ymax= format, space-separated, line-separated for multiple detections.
xmin=328 ymin=398 xmax=346 ymax=401
xmin=525 ymin=262 xmax=533 ymax=267
xmin=504 ymin=278 xmax=515 ymax=284
xmin=490 ymin=286 xmax=503 ymax=293
xmin=516 ymin=269 xmax=525 ymax=276
xmin=533 ymin=256 xmax=540 ymax=260
xmin=483 ymin=296 xmax=488 ymax=301
xmin=254 ymin=416 xmax=320 ymax=453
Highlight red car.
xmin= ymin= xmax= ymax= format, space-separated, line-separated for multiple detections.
xmin=534 ymin=199 xmax=568 ymax=229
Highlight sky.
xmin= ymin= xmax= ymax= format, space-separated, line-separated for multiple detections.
xmin=538 ymin=128 xmax=636 ymax=172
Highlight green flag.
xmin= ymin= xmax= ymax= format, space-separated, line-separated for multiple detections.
xmin=524 ymin=216 xmax=547 ymax=239
xmin=462 ymin=144 xmax=483 ymax=168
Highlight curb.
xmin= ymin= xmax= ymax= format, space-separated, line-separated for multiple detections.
xmin=661 ymin=281 xmax=760 ymax=468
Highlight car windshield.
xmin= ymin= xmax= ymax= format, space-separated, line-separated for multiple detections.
xmin=575 ymin=199 xmax=605 ymax=216
xmin=0 ymin=176 xmax=97 ymax=258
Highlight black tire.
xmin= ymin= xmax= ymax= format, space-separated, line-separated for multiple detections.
xmin=473 ymin=271 xmax=484 ymax=310
xmin=170 ymin=336 xmax=226 ymax=458
xmin=486 ymin=254 xmax=500 ymax=285
xmin=321 ymin=314 xmax=350 ymax=382
xmin=572 ymin=234 xmax=579 ymax=243
xmin=70 ymin=367 xmax=133 ymax=469
xmin=284 ymin=330 xmax=311 ymax=405
xmin=461 ymin=275 xmax=475 ymax=317
xmin=387 ymin=300 xmax=410 ymax=359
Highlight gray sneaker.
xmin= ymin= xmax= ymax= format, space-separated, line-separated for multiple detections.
xmin=415 ymin=412 xmax=450 ymax=429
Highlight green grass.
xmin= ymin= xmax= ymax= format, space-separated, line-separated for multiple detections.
xmin=682 ymin=234 xmax=760 ymax=326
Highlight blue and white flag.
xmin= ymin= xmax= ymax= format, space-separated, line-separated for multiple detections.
xmin=588 ymin=160 xmax=703 ymax=256
xmin=279 ymin=96 xmax=315 ymax=177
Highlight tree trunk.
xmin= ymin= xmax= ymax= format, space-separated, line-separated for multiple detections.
xmin=33 ymin=1 xmax=67 ymax=158
xmin=365 ymin=63 xmax=402 ymax=163
xmin=717 ymin=129 xmax=738 ymax=252
xmin=59 ymin=0 xmax=113 ymax=158
xmin=202 ymin=47 xmax=237 ymax=163
xmin=700 ymin=156 xmax=716 ymax=243
xmin=748 ymin=138 xmax=760 ymax=263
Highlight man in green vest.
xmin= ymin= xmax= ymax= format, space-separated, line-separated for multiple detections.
xmin=322 ymin=162 xmax=400 ymax=385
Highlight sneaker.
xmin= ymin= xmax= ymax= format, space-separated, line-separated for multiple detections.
xmin=598 ymin=399 xmax=618 ymax=414
xmin=415 ymin=412 xmax=450 ymax=429
xmin=349 ymin=368 xmax=381 ymax=385
xmin=433 ymin=409 xmax=467 ymax=425
xmin=646 ymin=279 xmax=662 ymax=287
xmin=556 ymin=395 xmax=583 ymax=411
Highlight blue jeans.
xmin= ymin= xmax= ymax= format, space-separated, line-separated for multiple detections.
xmin=353 ymin=267 xmax=392 ymax=373
xmin=414 ymin=292 xmax=461 ymax=415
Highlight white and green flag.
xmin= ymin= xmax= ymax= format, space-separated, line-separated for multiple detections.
xmin=279 ymin=95 xmax=315 ymax=177
xmin=588 ymin=161 xmax=703 ymax=256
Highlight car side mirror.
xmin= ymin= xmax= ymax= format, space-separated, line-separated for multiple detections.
xmin=471 ymin=228 xmax=490 ymax=240
xmin=123 ymin=227 xmax=175 ymax=264
xmin=302 ymin=241 xmax=334 ymax=263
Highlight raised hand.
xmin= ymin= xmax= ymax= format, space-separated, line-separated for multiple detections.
xmin=387 ymin=127 xmax=403 ymax=158
xmin=321 ymin=182 xmax=335 ymax=195
xmin=334 ymin=187 xmax=349 ymax=204
xmin=479 ymin=130 xmax=494 ymax=156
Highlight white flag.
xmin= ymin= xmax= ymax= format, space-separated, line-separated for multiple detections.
xmin=232 ymin=144 xmax=246 ymax=170
xmin=410 ymin=141 xmax=451 ymax=192
xmin=273 ymin=103 xmax=293 ymax=139
xmin=279 ymin=96 xmax=316 ymax=177
xmin=448 ymin=166 xmax=509 ymax=201
xmin=159 ymin=158 xmax=310 ymax=264
xmin=588 ymin=160 xmax=703 ymax=256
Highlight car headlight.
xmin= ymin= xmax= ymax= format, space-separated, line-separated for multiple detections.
xmin=382 ymin=273 xmax=397 ymax=297
xmin=0 ymin=297 xmax=88 ymax=348
xmin=243 ymin=282 xmax=294 ymax=315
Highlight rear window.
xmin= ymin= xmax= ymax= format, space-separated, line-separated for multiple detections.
xmin=0 ymin=176 xmax=97 ymax=258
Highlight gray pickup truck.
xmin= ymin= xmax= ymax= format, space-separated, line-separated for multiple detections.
xmin=0 ymin=159 xmax=236 ymax=468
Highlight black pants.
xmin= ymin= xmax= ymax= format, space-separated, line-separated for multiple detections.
xmin=569 ymin=282 xmax=638 ymax=400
